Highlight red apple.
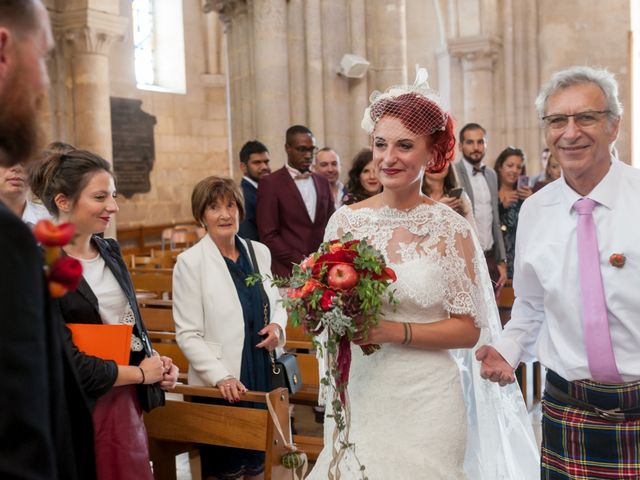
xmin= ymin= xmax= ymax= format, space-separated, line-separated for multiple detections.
xmin=327 ymin=264 xmax=359 ymax=290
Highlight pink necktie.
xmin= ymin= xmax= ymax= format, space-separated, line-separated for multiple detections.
xmin=573 ymin=198 xmax=622 ymax=383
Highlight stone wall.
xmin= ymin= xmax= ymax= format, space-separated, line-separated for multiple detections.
xmin=43 ymin=0 xmax=633 ymax=230
xmin=46 ymin=0 xmax=229 ymax=229
xmin=109 ymin=0 xmax=228 ymax=228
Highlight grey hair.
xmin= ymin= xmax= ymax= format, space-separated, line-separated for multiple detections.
xmin=535 ymin=66 xmax=624 ymax=120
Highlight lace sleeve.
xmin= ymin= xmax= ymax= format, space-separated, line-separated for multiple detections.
xmin=439 ymin=214 xmax=489 ymax=328
xmin=323 ymin=207 xmax=346 ymax=242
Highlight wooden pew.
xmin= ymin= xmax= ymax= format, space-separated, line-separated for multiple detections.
xmin=140 ymin=301 xmax=325 ymax=461
xmin=145 ymin=385 xmax=293 ymax=480
xmin=131 ymin=270 xmax=173 ymax=299
xmin=117 ymin=222 xmax=199 ymax=256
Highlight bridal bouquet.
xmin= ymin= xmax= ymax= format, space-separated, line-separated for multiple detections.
xmin=246 ymin=236 xmax=396 ymax=476
xmin=284 ymin=237 xmax=396 ymax=401
xmin=284 ymin=237 xmax=397 ymax=477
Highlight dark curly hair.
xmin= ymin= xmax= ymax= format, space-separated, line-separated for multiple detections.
xmin=343 ymin=148 xmax=379 ymax=205
xmin=494 ymin=146 xmax=527 ymax=189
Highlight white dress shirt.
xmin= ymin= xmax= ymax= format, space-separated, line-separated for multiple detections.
xmin=493 ymin=159 xmax=640 ymax=382
xmin=463 ymin=160 xmax=493 ymax=251
xmin=286 ymin=164 xmax=316 ymax=222
xmin=242 ymin=176 xmax=258 ymax=189
xmin=22 ymin=199 xmax=52 ymax=227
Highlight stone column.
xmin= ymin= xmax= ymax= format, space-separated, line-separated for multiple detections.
xmin=304 ymin=0 xmax=325 ymax=142
xmin=449 ymin=36 xmax=501 ymax=159
xmin=348 ymin=0 xmax=370 ymax=157
xmin=206 ymin=1 xmax=250 ymax=178
xmin=61 ymin=10 xmax=127 ymax=161
xmin=251 ymin=0 xmax=290 ymax=166
xmin=59 ymin=9 xmax=127 ymax=237
xmin=370 ymin=0 xmax=408 ymax=91
xmin=287 ymin=0 xmax=307 ymax=126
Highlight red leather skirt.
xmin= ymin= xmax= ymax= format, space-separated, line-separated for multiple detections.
xmin=93 ymin=385 xmax=154 ymax=480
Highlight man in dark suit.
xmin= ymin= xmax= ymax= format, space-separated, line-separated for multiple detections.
xmin=257 ymin=125 xmax=335 ymax=278
xmin=0 ymin=1 xmax=95 ymax=478
xmin=238 ymin=140 xmax=271 ymax=241
xmin=453 ymin=123 xmax=507 ymax=293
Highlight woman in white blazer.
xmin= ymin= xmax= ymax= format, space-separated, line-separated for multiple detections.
xmin=173 ymin=176 xmax=287 ymax=480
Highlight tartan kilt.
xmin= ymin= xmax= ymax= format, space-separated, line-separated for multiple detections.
xmin=542 ymin=372 xmax=640 ymax=480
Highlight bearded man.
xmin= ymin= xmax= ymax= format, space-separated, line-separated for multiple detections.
xmin=0 ymin=1 xmax=95 ymax=478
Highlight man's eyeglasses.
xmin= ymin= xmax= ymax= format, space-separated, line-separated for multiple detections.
xmin=541 ymin=110 xmax=611 ymax=130
xmin=290 ymin=146 xmax=318 ymax=155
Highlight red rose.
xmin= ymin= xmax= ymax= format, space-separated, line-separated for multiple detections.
xmin=48 ymin=256 xmax=83 ymax=297
xmin=313 ymin=250 xmax=359 ymax=277
xmin=34 ymin=220 xmax=76 ymax=247
xmin=320 ymin=290 xmax=337 ymax=310
xmin=609 ymin=253 xmax=626 ymax=268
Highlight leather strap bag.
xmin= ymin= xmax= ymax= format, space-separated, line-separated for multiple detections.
xmin=245 ymin=240 xmax=301 ymax=395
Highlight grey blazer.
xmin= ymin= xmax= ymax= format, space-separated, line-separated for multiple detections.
xmin=453 ymin=159 xmax=506 ymax=263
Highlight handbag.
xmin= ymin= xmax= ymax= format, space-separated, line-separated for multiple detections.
xmin=136 ymin=382 xmax=166 ymax=412
xmin=246 ymin=240 xmax=302 ymax=395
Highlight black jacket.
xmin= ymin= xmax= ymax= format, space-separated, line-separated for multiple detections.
xmin=0 ymin=201 xmax=95 ymax=479
xmin=239 ymin=177 xmax=259 ymax=241
xmin=56 ymin=236 xmax=155 ymax=408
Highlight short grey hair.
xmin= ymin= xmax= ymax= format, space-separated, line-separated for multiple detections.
xmin=535 ymin=66 xmax=624 ymax=120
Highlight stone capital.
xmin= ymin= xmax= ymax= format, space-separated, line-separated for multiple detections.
xmin=55 ymin=8 xmax=128 ymax=55
xmin=203 ymin=0 xmax=247 ymax=27
xmin=447 ymin=35 xmax=501 ymax=72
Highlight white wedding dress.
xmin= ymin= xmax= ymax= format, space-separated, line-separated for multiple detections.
xmin=307 ymin=203 xmax=539 ymax=480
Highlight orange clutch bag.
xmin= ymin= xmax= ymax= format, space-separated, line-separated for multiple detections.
xmin=67 ymin=323 xmax=133 ymax=365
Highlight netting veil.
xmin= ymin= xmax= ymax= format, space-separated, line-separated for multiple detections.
xmin=361 ymin=66 xmax=448 ymax=135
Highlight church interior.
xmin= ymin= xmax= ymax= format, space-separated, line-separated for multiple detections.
xmin=17 ymin=1 xmax=640 ymax=478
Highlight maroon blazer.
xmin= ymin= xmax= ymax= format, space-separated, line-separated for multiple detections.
xmin=257 ymin=167 xmax=335 ymax=278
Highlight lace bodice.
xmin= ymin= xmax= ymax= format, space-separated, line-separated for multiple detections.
xmin=325 ymin=203 xmax=488 ymax=328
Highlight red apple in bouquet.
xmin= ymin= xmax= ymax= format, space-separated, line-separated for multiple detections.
xmin=327 ymin=263 xmax=359 ymax=291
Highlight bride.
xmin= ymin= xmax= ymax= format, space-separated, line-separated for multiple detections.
xmin=307 ymin=70 xmax=539 ymax=479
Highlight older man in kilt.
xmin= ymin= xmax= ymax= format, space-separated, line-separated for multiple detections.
xmin=477 ymin=65 xmax=640 ymax=479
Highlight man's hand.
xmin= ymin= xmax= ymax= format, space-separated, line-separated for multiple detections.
xmin=476 ymin=345 xmax=516 ymax=386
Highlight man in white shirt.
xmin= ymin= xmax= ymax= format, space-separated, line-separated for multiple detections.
xmin=257 ymin=125 xmax=335 ymax=277
xmin=313 ymin=147 xmax=346 ymax=209
xmin=478 ymin=66 xmax=640 ymax=478
xmin=453 ymin=124 xmax=507 ymax=292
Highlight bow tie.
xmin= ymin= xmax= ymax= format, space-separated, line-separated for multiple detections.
xmin=472 ymin=165 xmax=486 ymax=176
xmin=294 ymin=172 xmax=312 ymax=180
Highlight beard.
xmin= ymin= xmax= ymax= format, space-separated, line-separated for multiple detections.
xmin=0 ymin=64 xmax=43 ymax=168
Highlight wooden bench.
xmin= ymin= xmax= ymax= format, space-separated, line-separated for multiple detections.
xmin=131 ymin=271 xmax=173 ymax=299
xmin=138 ymin=302 xmax=325 ymax=461
xmin=145 ymin=385 xmax=294 ymax=480
xmin=117 ymin=222 xmax=201 ymax=256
